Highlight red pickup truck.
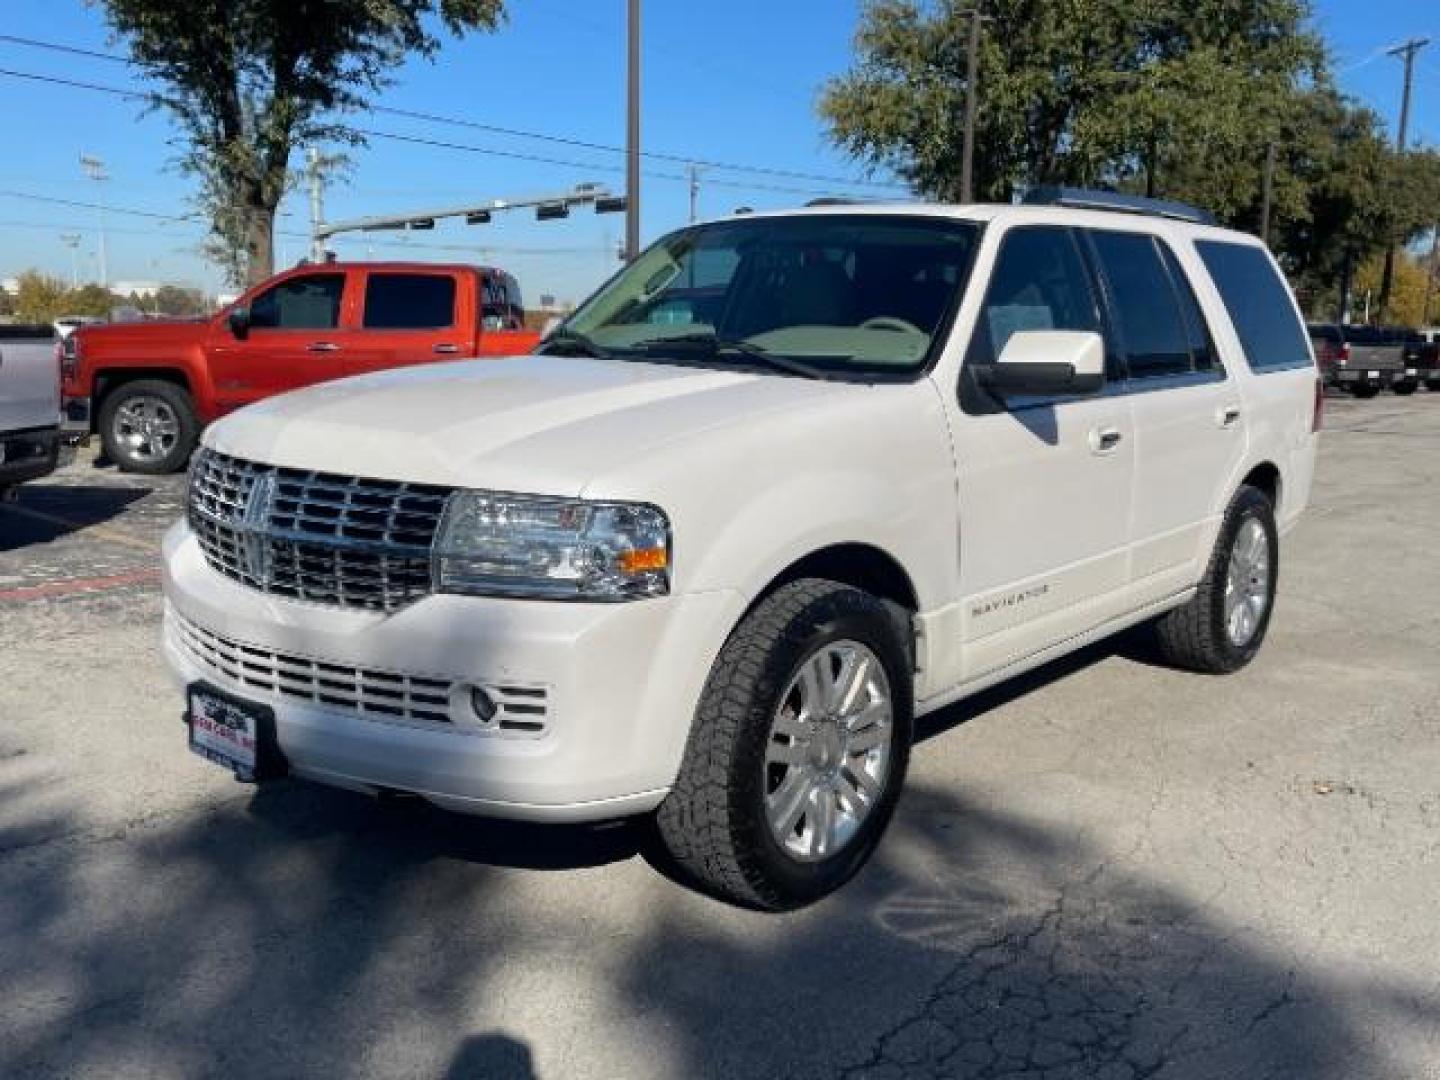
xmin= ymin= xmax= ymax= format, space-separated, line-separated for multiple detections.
xmin=61 ymin=262 xmax=542 ymax=473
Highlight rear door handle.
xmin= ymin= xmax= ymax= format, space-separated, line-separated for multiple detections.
xmin=1089 ymin=427 xmax=1123 ymax=455
xmin=307 ymin=342 xmax=340 ymax=353
xmin=1217 ymin=404 xmax=1242 ymax=428
xmin=432 ymin=344 xmax=460 ymax=355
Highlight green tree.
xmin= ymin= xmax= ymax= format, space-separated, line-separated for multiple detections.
xmin=67 ymin=284 xmax=121 ymax=319
xmin=13 ymin=271 xmax=71 ymax=323
xmin=92 ymin=0 xmax=508 ymax=287
xmin=0 ymin=285 xmax=14 ymax=321
xmin=152 ymin=284 xmax=213 ymax=317
xmin=821 ymin=0 xmax=1323 ymax=206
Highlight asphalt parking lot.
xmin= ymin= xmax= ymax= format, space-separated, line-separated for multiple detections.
xmin=1 ymin=394 xmax=1437 ymax=1080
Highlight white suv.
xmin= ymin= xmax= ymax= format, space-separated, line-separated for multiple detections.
xmin=163 ymin=192 xmax=1320 ymax=909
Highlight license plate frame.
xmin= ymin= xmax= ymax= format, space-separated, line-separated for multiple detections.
xmin=186 ymin=683 xmax=286 ymax=783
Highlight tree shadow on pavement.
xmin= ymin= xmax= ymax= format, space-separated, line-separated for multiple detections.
xmin=613 ymin=784 xmax=1440 ymax=1079
xmin=2 ymin=772 xmax=1435 ymax=1079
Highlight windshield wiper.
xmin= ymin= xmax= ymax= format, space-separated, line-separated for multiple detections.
xmin=630 ymin=333 xmax=841 ymax=381
xmin=537 ymin=328 xmax=614 ymax=359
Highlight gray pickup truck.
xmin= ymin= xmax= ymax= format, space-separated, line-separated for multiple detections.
xmin=0 ymin=325 xmax=64 ymax=499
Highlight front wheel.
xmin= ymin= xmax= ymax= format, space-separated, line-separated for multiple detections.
xmin=98 ymin=379 xmax=198 ymax=474
xmin=1153 ymin=485 xmax=1278 ymax=674
xmin=1392 ymin=381 xmax=1418 ymax=396
xmin=654 ymin=579 xmax=913 ymax=910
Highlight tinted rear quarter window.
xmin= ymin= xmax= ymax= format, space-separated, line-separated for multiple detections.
xmin=363 ymin=274 xmax=456 ymax=330
xmin=1195 ymin=242 xmax=1311 ymax=372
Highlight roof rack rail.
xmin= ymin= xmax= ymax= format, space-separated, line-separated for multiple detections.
xmin=805 ymin=196 xmax=866 ymax=207
xmin=1021 ymin=186 xmax=1217 ymax=226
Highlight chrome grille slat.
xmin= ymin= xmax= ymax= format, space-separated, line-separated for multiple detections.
xmin=188 ymin=448 xmax=452 ymax=612
xmin=172 ymin=613 xmax=457 ymax=727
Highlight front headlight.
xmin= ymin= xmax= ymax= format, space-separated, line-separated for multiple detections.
xmin=434 ymin=491 xmax=671 ymax=600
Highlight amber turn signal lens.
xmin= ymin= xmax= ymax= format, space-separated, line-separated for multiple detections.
xmin=618 ymin=547 xmax=668 ymax=574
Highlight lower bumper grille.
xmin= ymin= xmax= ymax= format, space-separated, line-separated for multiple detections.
xmin=169 ymin=611 xmax=552 ymax=737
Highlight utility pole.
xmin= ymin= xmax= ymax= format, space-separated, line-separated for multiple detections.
xmin=80 ymin=154 xmax=109 ymax=288
xmin=1259 ymin=142 xmax=1276 ymax=244
xmin=625 ymin=0 xmax=642 ymax=262
xmin=688 ymin=163 xmax=700 ymax=224
xmin=307 ymin=148 xmax=326 ymax=262
xmin=1378 ymin=36 xmax=1428 ymax=322
xmin=60 ymin=234 xmax=81 ymax=289
xmin=959 ymin=9 xmax=991 ymax=204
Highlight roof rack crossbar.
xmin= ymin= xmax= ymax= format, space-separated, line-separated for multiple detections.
xmin=1021 ymin=186 xmax=1217 ymax=226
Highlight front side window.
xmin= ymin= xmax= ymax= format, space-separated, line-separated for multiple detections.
xmin=363 ymin=274 xmax=455 ymax=330
xmin=1195 ymin=241 xmax=1312 ymax=373
xmin=967 ymin=226 xmax=1103 ymax=366
xmin=1089 ymin=231 xmax=1194 ymax=379
xmin=249 ymin=274 xmax=345 ymax=330
xmin=555 ymin=215 xmax=982 ymax=378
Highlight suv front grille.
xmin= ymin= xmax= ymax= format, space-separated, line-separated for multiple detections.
xmin=188 ymin=448 xmax=452 ymax=612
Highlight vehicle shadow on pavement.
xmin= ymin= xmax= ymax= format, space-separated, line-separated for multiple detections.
xmin=2 ymin=776 xmax=1435 ymax=1078
xmin=0 ymin=485 xmax=152 ymax=551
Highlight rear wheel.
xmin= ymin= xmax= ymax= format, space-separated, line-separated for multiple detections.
xmin=1393 ymin=381 xmax=1418 ymax=396
xmin=1351 ymin=384 xmax=1380 ymax=399
xmin=99 ymin=380 xmax=198 ymax=474
xmin=654 ymin=579 xmax=913 ymax=910
xmin=1427 ymin=381 xmax=1440 ymax=393
xmin=1153 ymin=485 xmax=1278 ymax=674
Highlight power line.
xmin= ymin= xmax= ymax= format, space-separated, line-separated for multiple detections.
xmin=0 ymin=66 xmax=889 ymax=200
xmin=0 ymin=34 xmax=908 ymax=191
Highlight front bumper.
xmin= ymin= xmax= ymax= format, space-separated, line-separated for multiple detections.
xmin=61 ymin=396 xmax=91 ymax=440
xmin=161 ymin=521 xmax=744 ymax=821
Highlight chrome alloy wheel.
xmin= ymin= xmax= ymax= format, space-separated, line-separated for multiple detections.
xmin=1225 ymin=517 xmax=1271 ymax=648
xmin=114 ymin=395 xmax=181 ymax=464
xmin=763 ymin=640 xmax=894 ymax=863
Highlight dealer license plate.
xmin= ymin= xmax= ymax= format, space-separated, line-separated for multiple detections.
xmin=188 ymin=684 xmax=270 ymax=781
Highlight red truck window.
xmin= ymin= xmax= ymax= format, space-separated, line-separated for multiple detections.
xmin=363 ymin=274 xmax=457 ymax=330
xmin=251 ymin=274 xmax=345 ymax=330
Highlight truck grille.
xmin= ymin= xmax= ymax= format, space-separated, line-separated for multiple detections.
xmin=188 ymin=448 xmax=452 ymax=612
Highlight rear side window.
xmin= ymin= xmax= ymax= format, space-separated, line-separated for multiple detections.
xmin=363 ymin=274 xmax=456 ymax=330
xmin=250 ymin=274 xmax=345 ymax=330
xmin=1089 ymin=231 xmax=1194 ymax=379
xmin=1195 ymin=242 xmax=1311 ymax=372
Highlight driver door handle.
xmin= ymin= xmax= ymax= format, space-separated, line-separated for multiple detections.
xmin=432 ymin=343 xmax=461 ymax=355
xmin=1217 ymin=404 xmax=1243 ymax=428
xmin=307 ymin=341 xmax=340 ymax=353
xmin=1089 ymin=427 xmax=1124 ymax=455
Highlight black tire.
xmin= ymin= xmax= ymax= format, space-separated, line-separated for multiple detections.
xmin=1427 ymin=381 xmax=1440 ymax=393
xmin=1153 ymin=485 xmax=1279 ymax=674
xmin=1392 ymin=381 xmax=1418 ymax=396
xmin=98 ymin=379 xmax=199 ymax=474
xmin=654 ymin=578 xmax=914 ymax=911
xmin=1350 ymin=384 xmax=1380 ymax=399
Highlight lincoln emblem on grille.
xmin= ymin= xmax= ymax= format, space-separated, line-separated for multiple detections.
xmin=239 ymin=471 xmax=277 ymax=585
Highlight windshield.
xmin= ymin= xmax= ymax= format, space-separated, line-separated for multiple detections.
xmin=555 ymin=214 xmax=982 ymax=378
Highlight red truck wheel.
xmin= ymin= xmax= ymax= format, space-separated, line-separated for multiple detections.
xmin=98 ymin=380 xmax=199 ymax=475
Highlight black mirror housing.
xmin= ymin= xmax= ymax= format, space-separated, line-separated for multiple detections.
xmin=973 ymin=362 xmax=1104 ymax=396
xmin=227 ymin=305 xmax=251 ymax=339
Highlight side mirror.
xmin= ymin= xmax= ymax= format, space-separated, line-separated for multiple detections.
xmin=227 ymin=305 xmax=251 ymax=340
xmin=973 ymin=330 xmax=1105 ymax=396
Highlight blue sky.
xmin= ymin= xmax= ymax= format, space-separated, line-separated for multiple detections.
xmin=1 ymin=0 xmax=1436 ymax=304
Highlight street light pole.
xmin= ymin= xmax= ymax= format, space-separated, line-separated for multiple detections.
xmin=625 ymin=0 xmax=641 ymax=262
xmin=80 ymin=154 xmax=109 ymax=287
xmin=60 ymin=233 xmax=81 ymax=289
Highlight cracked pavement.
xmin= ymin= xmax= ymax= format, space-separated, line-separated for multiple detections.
xmin=1 ymin=394 xmax=1438 ymax=1079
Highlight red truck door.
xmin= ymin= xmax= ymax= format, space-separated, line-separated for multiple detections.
xmin=340 ymin=270 xmax=469 ymax=377
xmin=207 ymin=271 xmax=348 ymax=412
